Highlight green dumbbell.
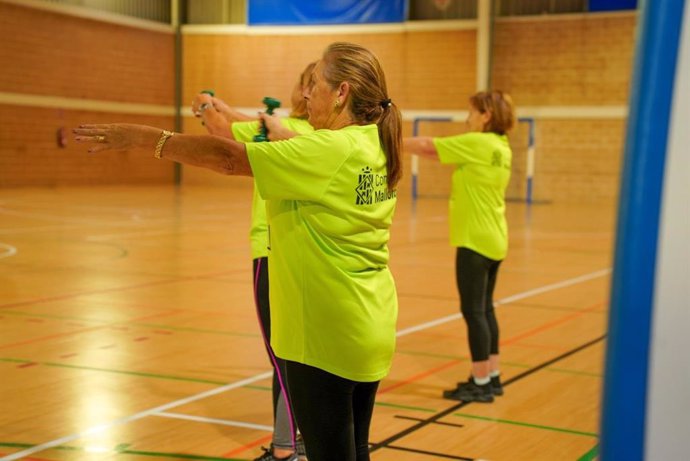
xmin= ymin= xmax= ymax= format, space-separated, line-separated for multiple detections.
xmin=253 ymin=97 xmax=281 ymax=142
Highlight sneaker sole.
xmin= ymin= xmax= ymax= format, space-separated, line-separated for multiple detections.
xmin=455 ymin=382 xmax=503 ymax=397
xmin=442 ymin=393 xmax=494 ymax=403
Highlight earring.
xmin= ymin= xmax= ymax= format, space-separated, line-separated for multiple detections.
xmin=334 ymin=100 xmax=340 ymax=108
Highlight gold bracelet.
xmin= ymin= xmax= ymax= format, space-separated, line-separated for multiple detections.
xmin=154 ymin=130 xmax=175 ymax=159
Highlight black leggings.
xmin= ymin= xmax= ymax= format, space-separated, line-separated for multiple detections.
xmin=285 ymin=360 xmax=379 ymax=461
xmin=456 ymin=247 xmax=502 ymax=362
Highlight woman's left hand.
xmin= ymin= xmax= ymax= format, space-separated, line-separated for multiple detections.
xmin=74 ymin=124 xmax=161 ymax=153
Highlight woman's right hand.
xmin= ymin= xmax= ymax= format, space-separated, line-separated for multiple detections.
xmin=191 ymin=93 xmax=214 ymax=117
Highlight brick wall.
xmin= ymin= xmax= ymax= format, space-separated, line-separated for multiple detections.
xmin=182 ymin=29 xmax=476 ymax=110
xmin=1 ymin=2 xmax=635 ymax=203
xmin=407 ymin=13 xmax=634 ymax=204
xmin=0 ymin=105 xmax=174 ymax=187
xmin=493 ymin=14 xmax=636 ymax=106
xmin=0 ymin=2 xmax=175 ymax=186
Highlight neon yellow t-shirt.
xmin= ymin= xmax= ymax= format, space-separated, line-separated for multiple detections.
xmin=246 ymin=124 xmax=398 ymax=382
xmin=232 ymin=118 xmax=313 ymax=259
xmin=433 ymin=132 xmax=511 ymax=260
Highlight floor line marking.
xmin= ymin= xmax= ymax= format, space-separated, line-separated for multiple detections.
xmin=369 ymin=335 xmax=606 ymax=453
xmin=2 ymin=269 xmax=611 ymax=460
xmin=154 ymin=412 xmax=273 ymax=432
xmin=395 ymin=268 xmax=611 ymax=337
xmin=0 ymin=269 xmax=245 ymax=310
xmin=385 ymin=444 xmax=474 ymax=460
xmin=0 ymin=371 xmax=272 ymax=461
xmin=221 ymin=434 xmax=273 ymax=458
xmin=452 ymin=412 xmax=598 ymax=437
xmin=0 ymin=309 xmax=182 ymax=351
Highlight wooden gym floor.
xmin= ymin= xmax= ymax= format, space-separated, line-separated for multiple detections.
xmin=0 ymin=183 xmax=615 ymax=460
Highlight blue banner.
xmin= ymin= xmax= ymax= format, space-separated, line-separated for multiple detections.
xmin=248 ymin=0 xmax=407 ymax=25
xmin=589 ymin=0 xmax=637 ymax=12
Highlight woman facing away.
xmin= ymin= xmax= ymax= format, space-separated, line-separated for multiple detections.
xmin=403 ymin=90 xmax=515 ymax=403
xmin=74 ymin=42 xmax=402 ymax=461
xmin=191 ymin=62 xmax=316 ymax=461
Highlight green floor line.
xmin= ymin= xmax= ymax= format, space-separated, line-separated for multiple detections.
xmin=2 ymin=309 xmax=106 ymax=323
xmin=0 ymin=442 xmax=246 ymax=460
xmin=375 ymin=401 xmax=437 ymax=413
xmin=395 ymin=349 xmax=532 ymax=370
xmin=245 ymin=384 xmax=271 ymax=391
xmin=1 ymin=311 xmax=258 ymax=338
xmin=134 ymin=323 xmax=258 ymax=338
xmin=45 ymin=362 xmax=230 ymax=385
xmin=452 ymin=412 xmax=598 ymax=438
xmin=2 ymin=357 xmax=228 ymax=385
xmin=576 ymin=443 xmax=599 ymax=461
xmin=394 ymin=349 xmax=464 ymax=360
xmin=0 ymin=358 xmax=30 ymax=364
xmin=547 ymin=367 xmax=602 ymax=378
xmin=118 ymin=448 xmax=246 ymax=460
xmin=394 ymin=350 xmax=601 ymax=380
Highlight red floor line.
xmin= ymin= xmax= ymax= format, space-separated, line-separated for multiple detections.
xmin=0 ymin=269 xmax=245 ymax=311
xmin=500 ymin=301 xmax=604 ymax=347
xmin=222 ymin=433 xmax=272 ymax=457
xmin=0 ymin=309 xmax=180 ymax=351
xmin=221 ymin=299 xmax=601 ymax=458
xmin=382 ymin=300 xmax=605 ymax=393
xmin=379 ymin=359 xmax=462 ymax=394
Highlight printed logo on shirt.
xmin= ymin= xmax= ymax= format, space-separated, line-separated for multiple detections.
xmin=356 ymin=166 xmax=374 ymax=205
xmin=491 ymin=150 xmax=502 ymax=167
xmin=356 ymin=166 xmax=397 ymax=205
xmin=492 ymin=150 xmax=511 ymax=170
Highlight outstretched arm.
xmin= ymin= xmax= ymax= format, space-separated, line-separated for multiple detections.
xmin=192 ymin=94 xmax=253 ymax=139
xmin=200 ymin=105 xmax=234 ymax=138
xmin=403 ymin=136 xmax=438 ymax=160
xmin=211 ymin=97 xmax=254 ymax=123
xmin=74 ymin=123 xmax=252 ymax=176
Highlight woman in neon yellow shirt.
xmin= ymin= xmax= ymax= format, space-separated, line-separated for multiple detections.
xmin=404 ymin=91 xmax=515 ymax=404
xmin=191 ymin=62 xmax=315 ymax=461
xmin=75 ymin=42 xmax=401 ymax=461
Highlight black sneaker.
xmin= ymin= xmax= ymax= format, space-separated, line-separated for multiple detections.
xmin=443 ymin=379 xmax=494 ymax=403
xmin=253 ymin=445 xmax=299 ymax=461
xmin=457 ymin=376 xmax=504 ymax=396
xmin=491 ymin=375 xmax=504 ymax=396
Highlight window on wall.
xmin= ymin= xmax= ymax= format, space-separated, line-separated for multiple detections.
xmin=408 ymin=0 xmax=477 ymax=20
xmin=494 ymin=0 xmax=587 ymax=16
xmin=37 ymin=0 xmax=636 ymax=24
xmin=40 ymin=0 xmax=171 ymax=23
xmin=185 ymin=0 xmax=246 ymax=24
xmin=494 ymin=0 xmax=637 ymax=17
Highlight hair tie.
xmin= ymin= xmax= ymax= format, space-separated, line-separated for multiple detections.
xmin=380 ymin=98 xmax=392 ymax=109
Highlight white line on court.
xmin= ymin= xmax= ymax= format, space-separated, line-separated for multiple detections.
xmin=154 ymin=412 xmax=273 ymax=432
xmin=395 ymin=268 xmax=611 ymax=337
xmin=0 ymin=371 xmax=272 ymax=461
xmin=0 ymin=243 xmax=17 ymax=259
xmin=1 ymin=268 xmax=611 ymax=460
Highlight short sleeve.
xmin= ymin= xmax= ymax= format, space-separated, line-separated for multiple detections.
xmin=433 ymin=132 xmax=486 ymax=165
xmin=247 ymin=130 xmax=350 ymax=201
xmin=231 ymin=121 xmax=261 ymax=143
